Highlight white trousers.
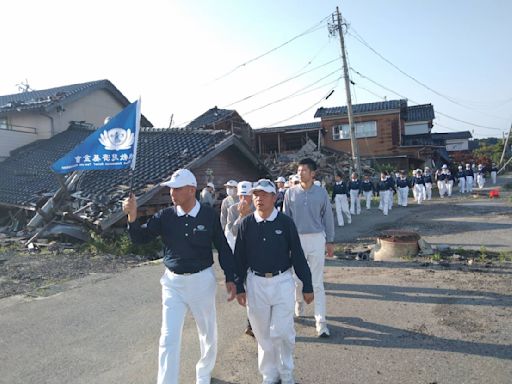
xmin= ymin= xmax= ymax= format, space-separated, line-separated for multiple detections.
xmin=363 ymin=190 xmax=373 ymax=209
xmin=397 ymin=187 xmax=409 ymax=206
xmin=491 ymin=171 xmax=497 ymax=184
xmin=387 ymin=187 xmax=394 ymax=209
xmin=477 ymin=174 xmax=485 ymax=189
xmin=458 ymin=177 xmax=466 ymax=194
xmin=446 ymin=180 xmax=454 ymax=196
xmin=334 ymin=194 xmax=351 ymax=226
xmin=437 ymin=180 xmax=446 ymax=197
xmin=466 ymin=176 xmax=474 ymax=193
xmin=295 ymin=233 xmax=327 ymax=332
xmin=349 ymin=189 xmax=361 ymax=215
xmin=414 ymin=184 xmax=425 ymax=204
xmin=158 ymin=267 xmax=217 ymax=384
xmin=247 ymin=270 xmax=295 ymax=384
xmin=425 ymin=182 xmax=432 ymax=200
xmin=379 ymin=190 xmax=390 ymax=215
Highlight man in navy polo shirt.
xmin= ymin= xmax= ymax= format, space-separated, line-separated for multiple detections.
xmin=234 ymin=179 xmax=313 ymax=384
xmin=123 ymin=168 xmax=237 ymax=384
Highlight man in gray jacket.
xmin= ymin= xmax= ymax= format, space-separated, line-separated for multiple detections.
xmin=283 ymin=158 xmax=335 ymax=338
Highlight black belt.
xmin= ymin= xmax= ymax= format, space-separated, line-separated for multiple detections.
xmin=250 ymin=268 xmax=289 ymax=278
xmin=169 ymin=267 xmax=207 ymax=275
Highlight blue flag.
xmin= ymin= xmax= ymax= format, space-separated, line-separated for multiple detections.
xmin=52 ymin=99 xmax=141 ymax=174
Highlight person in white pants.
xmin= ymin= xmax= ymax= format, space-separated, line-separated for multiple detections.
xmin=226 ymin=181 xmax=256 ymax=337
xmin=377 ymin=171 xmax=391 ymax=215
xmin=348 ymin=172 xmax=362 ymax=215
xmin=456 ymin=165 xmax=466 ymax=194
xmin=446 ymin=170 xmax=454 ymax=197
xmin=386 ymin=174 xmax=395 ymax=210
xmin=331 ymin=171 xmax=351 ymax=226
xmin=283 ymin=158 xmax=335 ymax=338
xmin=123 ymin=169 xmax=237 ymax=384
xmin=234 ymin=179 xmax=313 ymax=384
xmin=465 ymin=163 xmax=474 ymax=193
xmin=396 ymin=171 xmax=410 ymax=207
xmin=436 ymin=165 xmax=448 ymax=198
xmin=491 ymin=163 xmax=498 ymax=184
xmin=477 ymin=164 xmax=486 ymax=189
xmin=361 ymin=174 xmax=374 ymax=209
xmin=423 ymin=167 xmax=433 ymax=200
xmin=412 ymin=169 xmax=426 ymax=204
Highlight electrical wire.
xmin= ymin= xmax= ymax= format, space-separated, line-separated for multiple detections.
xmin=263 ymin=84 xmax=340 ymax=127
xmin=350 ymin=68 xmax=505 ymax=132
xmin=222 ymin=57 xmax=340 ymax=108
xmin=242 ymin=69 xmax=341 ymax=115
xmin=211 ymin=15 xmax=331 ymax=82
xmin=347 ymin=25 xmax=510 ymax=121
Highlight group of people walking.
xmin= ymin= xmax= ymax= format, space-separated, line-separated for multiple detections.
xmin=123 ymin=158 xmax=334 ymax=384
xmin=330 ymin=162 xmax=498 ymax=221
xmin=121 ymin=158 xmax=499 ymax=383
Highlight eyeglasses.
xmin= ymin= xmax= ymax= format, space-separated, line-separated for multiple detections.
xmin=255 ymin=179 xmax=276 ymax=188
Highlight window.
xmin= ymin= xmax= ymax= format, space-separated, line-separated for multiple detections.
xmin=332 ymin=121 xmax=377 ymax=140
xmin=0 ymin=117 xmax=8 ymax=130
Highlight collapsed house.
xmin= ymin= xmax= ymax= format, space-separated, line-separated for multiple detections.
xmin=0 ymin=123 xmax=269 ymax=240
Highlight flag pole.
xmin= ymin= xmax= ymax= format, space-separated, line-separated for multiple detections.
xmin=129 ymin=98 xmax=142 ymax=196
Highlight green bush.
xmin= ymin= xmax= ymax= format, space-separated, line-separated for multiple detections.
xmin=81 ymin=232 xmax=162 ymax=258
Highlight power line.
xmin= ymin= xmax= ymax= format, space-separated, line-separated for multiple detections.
xmin=211 ymin=15 xmax=331 ymax=82
xmin=347 ymin=26 xmax=511 ymax=122
xmin=349 ymin=68 xmax=505 ymax=132
xmin=263 ymin=87 xmax=338 ymax=127
xmin=222 ymin=57 xmax=340 ymax=108
xmin=242 ymin=69 xmax=341 ymax=115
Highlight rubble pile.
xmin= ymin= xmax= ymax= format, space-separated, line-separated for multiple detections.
xmin=260 ymin=139 xmax=375 ymax=184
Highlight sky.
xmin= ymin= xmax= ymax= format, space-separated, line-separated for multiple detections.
xmin=1 ymin=0 xmax=511 ymax=138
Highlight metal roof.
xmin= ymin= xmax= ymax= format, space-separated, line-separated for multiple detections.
xmin=406 ymin=104 xmax=435 ymax=122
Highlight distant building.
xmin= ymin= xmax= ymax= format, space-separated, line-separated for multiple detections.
xmin=0 ymin=80 xmax=152 ymax=161
xmin=315 ymin=99 xmax=439 ymax=170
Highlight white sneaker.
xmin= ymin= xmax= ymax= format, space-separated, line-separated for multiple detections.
xmin=294 ymin=302 xmax=304 ymax=317
xmin=317 ymin=324 xmax=330 ymax=338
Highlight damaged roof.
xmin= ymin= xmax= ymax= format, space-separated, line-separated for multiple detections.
xmin=0 ymin=79 xmax=153 ymax=126
xmin=0 ymin=124 xmax=264 ymax=227
xmin=254 ymin=121 xmax=322 ymax=134
xmin=186 ymin=106 xmax=237 ymax=129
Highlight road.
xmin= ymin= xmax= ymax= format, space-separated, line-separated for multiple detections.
xmin=1 ymin=176 xmax=512 ymax=384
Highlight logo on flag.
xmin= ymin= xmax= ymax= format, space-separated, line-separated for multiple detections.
xmin=52 ymin=99 xmax=141 ymax=174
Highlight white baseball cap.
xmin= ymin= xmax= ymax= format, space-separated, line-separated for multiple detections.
xmin=442 ymin=164 xmax=448 ymax=169
xmin=274 ymin=176 xmax=286 ymax=183
xmin=161 ymin=169 xmax=197 ymax=188
xmin=207 ymin=182 xmax=215 ymax=189
xmin=237 ymin=181 xmax=252 ymax=196
xmin=314 ymin=180 xmax=321 ymax=186
xmin=250 ymin=179 xmax=276 ymax=194
xmin=224 ymin=179 xmax=238 ymax=187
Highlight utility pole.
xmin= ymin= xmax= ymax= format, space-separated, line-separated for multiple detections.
xmin=330 ymin=6 xmax=361 ymax=175
xmin=499 ymin=123 xmax=511 ymax=166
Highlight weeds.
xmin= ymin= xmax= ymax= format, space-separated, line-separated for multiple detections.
xmin=478 ymin=245 xmax=488 ymax=263
xmin=81 ymin=232 xmax=162 ymax=258
xmin=431 ymin=252 xmax=442 ymax=262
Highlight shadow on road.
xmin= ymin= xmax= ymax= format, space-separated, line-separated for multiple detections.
xmin=296 ymin=316 xmax=512 ymax=360
xmin=324 ymin=282 xmax=512 ymax=307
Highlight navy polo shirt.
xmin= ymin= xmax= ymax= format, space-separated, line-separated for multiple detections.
xmin=233 ymin=208 xmax=313 ymax=294
xmin=331 ymin=181 xmax=349 ymax=201
xmin=128 ymin=200 xmax=235 ymax=282
xmin=396 ymin=178 xmax=409 ymax=188
xmin=361 ymin=180 xmax=374 ymax=192
xmin=348 ymin=179 xmax=362 ymax=191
